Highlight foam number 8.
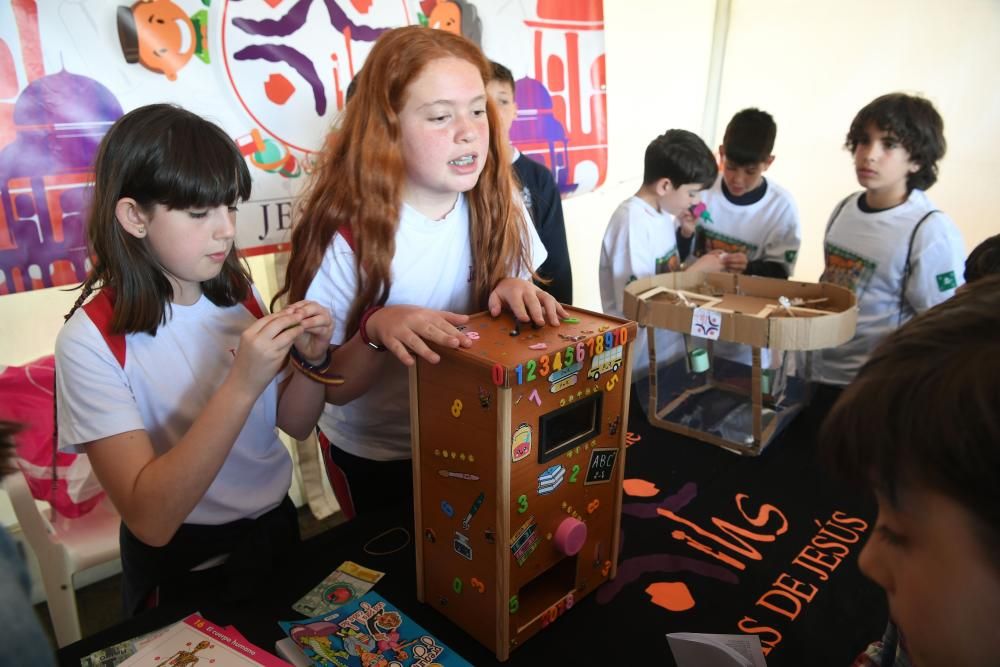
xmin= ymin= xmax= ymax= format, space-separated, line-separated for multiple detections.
xmin=451 ymin=399 xmax=463 ymax=418
xmin=595 ymin=334 xmax=604 ymax=355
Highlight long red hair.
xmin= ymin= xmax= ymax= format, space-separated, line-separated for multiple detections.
xmin=275 ymin=26 xmax=533 ymax=337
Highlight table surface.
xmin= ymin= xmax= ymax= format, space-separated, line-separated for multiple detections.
xmin=59 ymin=392 xmax=885 ymax=667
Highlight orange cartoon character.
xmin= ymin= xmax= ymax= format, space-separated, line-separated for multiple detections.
xmin=117 ymin=0 xmax=209 ymax=81
xmin=418 ymin=0 xmax=482 ymax=45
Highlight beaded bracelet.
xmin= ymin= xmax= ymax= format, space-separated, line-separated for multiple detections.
xmin=289 ymin=347 xmax=345 ymax=385
xmin=359 ymin=305 xmax=386 ymax=352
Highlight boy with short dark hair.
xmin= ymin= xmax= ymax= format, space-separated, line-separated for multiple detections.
xmin=681 ymin=108 xmax=801 ymax=279
xmin=963 ymin=233 xmax=1000 ymax=285
xmin=487 ymin=61 xmax=573 ymax=304
xmin=599 ymin=129 xmax=724 ymax=377
xmin=821 ymin=275 xmax=1000 ymax=667
xmin=812 ymin=93 xmax=964 ymax=387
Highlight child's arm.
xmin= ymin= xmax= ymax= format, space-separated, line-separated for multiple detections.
xmin=275 ymin=300 xmax=335 ymax=440
xmin=317 ymin=305 xmax=472 ymax=405
xmin=599 ymin=211 xmax=659 ymax=317
xmin=904 ymin=213 xmax=966 ymax=311
xmin=77 ymin=311 xmax=305 ymax=547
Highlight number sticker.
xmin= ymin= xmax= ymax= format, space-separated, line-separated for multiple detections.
xmin=564 ymin=347 xmax=574 ymax=366
xmin=539 ymin=354 xmax=550 ymax=376
xmin=569 ymin=464 xmax=580 ymax=483
xmin=517 ymin=494 xmax=528 ymax=513
xmin=451 ymin=399 xmax=463 ymax=417
xmin=575 ymin=342 xmax=585 ymax=363
xmin=453 ymin=577 xmax=463 ymax=593
xmin=526 ymin=359 xmax=537 ymax=382
xmin=604 ymin=332 xmax=614 ymax=350
xmin=595 ymin=334 xmax=604 ymax=355
xmin=491 ymin=363 xmax=505 ymax=386
xmin=515 ymin=365 xmax=523 ymax=385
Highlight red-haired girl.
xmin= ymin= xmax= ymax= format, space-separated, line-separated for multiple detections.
xmin=277 ymin=26 xmax=565 ymax=517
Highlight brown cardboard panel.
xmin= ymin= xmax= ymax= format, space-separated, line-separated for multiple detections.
xmin=412 ymin=307 xmax=636 ymax=659
xmin=625 ymin=272 xmax=857 ymax=351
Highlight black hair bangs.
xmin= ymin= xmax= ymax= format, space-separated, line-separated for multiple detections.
xmin=722 ymin=144 xmax=767 ymax=168
xmin=124 ymin=109 xmax=252 ymax=211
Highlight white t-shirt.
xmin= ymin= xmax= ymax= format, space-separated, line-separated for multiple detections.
xmin=598 ymin=195 xmax=685 ymax=379
xmin=55 ymin=290 xmax=291 ymax=525
xmin=812 ymin=189 xmax=965 ymax=386
xmin=699 ymin=176 xmax=802 ymax=276
xmin=305 ymin=193 xmax=548 ymax=461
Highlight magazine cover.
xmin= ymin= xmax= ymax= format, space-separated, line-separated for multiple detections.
xmin=278 ymin=592 xmax=471 ymax=667
xmin=121 ymin=614 xmax=289 ymax=667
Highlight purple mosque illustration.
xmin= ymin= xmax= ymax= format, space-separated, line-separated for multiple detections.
xmin=511 ymin=77 xmax=577 ymax=195
xmin=0 ymin=68 xmax=122 ymax=294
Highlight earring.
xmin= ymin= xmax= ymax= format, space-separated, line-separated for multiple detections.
xmin=136 ymin=226 xmax=146 ymax=236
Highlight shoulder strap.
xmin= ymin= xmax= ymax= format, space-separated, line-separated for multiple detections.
xmin=82 ymin=288 xmax=266 ymax=369
xmin=824 ymin=194 xmax=853 ymax=237
xmin=82 ymin=289 xmax=126 ymax=368
xmin=898 ymin=209 xmax=940 ymax=323
xmin=241 ymin=291 xmax=266 ymax=319
xmin=338 ymin=224 xmax=356 ymax=251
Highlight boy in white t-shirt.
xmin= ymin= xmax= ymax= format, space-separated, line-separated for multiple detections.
xmin=812 ymin=93 xmax=964 ymax=390
xmin=599 ymin=130 xmax=725 ymax=379
xmin=680 ymin=108 xmax=801 ymax=279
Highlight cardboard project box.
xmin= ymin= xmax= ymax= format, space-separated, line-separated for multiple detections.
xmin=409 ymin=307 xmax=637 ymax=661
xmin=623 ymin=272 xmax=857 ymax=455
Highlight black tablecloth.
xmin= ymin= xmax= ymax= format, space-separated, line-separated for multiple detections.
xmin=59 ymin=391 xmax=885 ymax=667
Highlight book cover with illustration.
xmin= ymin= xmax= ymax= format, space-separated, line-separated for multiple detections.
xmin=277 ymin=592 xmax=471 ymax=667
xmin=120 ymin=614 xmax=289 ymax=666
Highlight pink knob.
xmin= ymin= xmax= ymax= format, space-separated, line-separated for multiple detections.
xmin=554 ymin=517 xmax=587 ymax=556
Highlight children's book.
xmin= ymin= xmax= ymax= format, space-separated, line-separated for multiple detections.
xmin=274 ymin=637 xmax=313 ymax=667
xmin=278 ymin=592 xmax=472 ymax=667
xmin=120 ymin=613 xmax=291 ymax=666
xmin=79 ymin=626 xmax=171 ymax=667
xmin=292 ymin=560 xmax=385 ymax=617
xmin=667 ymin=632 xmax=768 ymax=667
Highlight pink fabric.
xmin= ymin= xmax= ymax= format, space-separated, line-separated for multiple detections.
xmin=0 ymin=355 xmax=105 ymax=518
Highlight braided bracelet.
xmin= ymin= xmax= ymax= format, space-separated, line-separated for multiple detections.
xmin=290 ymin=347 xmax=345 ymax=385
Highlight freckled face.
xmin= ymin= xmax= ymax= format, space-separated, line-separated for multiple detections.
xmin=398 ymin=56 xmax=489 ymax=219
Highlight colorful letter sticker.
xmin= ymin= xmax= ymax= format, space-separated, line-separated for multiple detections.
xmin=584 ymin=447 xmax=619 ymax=485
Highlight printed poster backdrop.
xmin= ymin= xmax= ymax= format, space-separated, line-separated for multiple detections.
xmin=0 ymin=0 xmax=607 ymax=296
